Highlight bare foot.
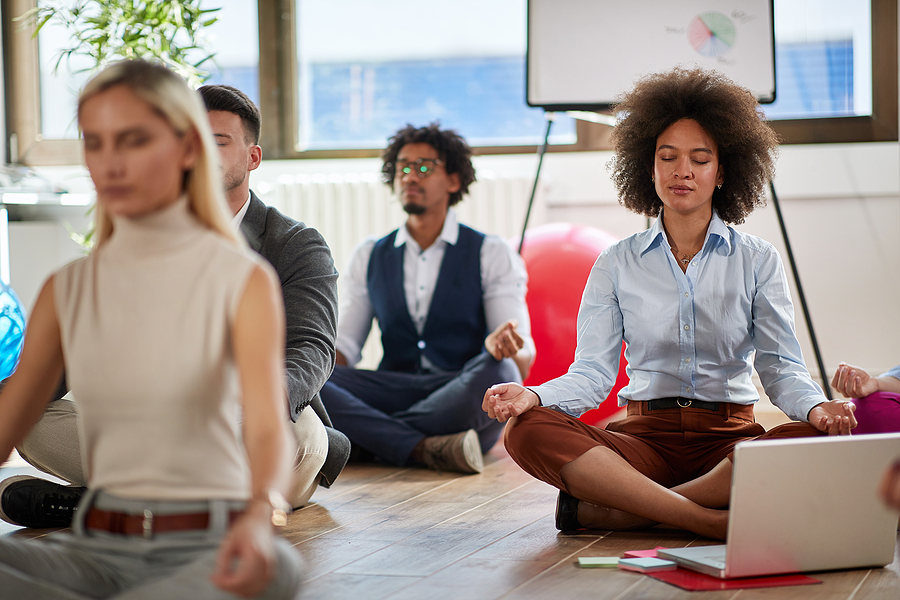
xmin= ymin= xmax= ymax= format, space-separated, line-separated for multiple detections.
xmin=577 ymin=501 xmax=729 ymax=540
xmin=577 ymin=501 xmax=657 ymax=530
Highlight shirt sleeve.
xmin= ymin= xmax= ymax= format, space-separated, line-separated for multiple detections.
xmin=531 ymin=252 xmax=624 ymax=416
xmin=335 ymin=238 xmax=377 ymax=366
xmin=273 ymin=227 xmax=339 ymax=418
xmin=882 ymin=366 xmax=900 ymax=381
xmin=480 ymin=235 xmax=534 ymax=352
xmin=751 ymin=246 xmax=827 ymax=421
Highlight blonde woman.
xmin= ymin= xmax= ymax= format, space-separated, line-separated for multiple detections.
xmin=0 ymin=60 xmax=301 ymax=599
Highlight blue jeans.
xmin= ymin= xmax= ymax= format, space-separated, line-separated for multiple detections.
xmin=321 ymin=352 xmax=520 ymax=465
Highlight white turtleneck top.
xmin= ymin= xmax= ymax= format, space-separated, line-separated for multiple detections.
xmin=53 ymin=197 xmax=264 ymax=501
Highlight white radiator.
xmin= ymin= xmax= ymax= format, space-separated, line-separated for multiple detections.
xmin=260 ymin=173 xmax=546 ymax=273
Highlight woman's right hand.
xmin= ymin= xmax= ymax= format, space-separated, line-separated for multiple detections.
xmin=482 ymin=382 xmax=540 ymax=423
xmin=211 ymin=504 xmax=277 ymax=597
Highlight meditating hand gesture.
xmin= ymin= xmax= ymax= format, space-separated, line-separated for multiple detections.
xmin=483 ymin=382 xmax=540 ymax=423
xmin=484 ymin=319 xmax=524 ymax=361
xmin=807 ymin=400 xmax=857 ymax=435
xmin=832 ymin=363 xmax=889 ymax=398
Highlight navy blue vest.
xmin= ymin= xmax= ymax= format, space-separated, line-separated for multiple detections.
xmin=367 ymin=225 xmax=487 ymax=373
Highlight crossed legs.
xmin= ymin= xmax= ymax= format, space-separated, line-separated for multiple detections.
xmin=322 ymin=353 xmax=517 ymax=465
xmin=15 ymin=397 xmax=329 ymax=509
xmin=506 ymin=405 xmax=821 ymax=540
xmin=561 ymin=446 xmax=732 ymax=539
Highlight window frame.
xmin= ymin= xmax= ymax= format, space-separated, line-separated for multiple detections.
xmin=3 ymin=0 xmax=896 ymax=166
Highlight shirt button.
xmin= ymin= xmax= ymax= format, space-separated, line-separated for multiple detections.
xmin=684 ymin=292 xmax=689 ymax=298
xmin=684 ymin=325 xmax=690 ymax=330
xmin=685 ymin=387 xmax=692 ymax=393
xmin=684 ymin=358 xmax=690 ymax=363
xmin=417 ymin=340 xmax=426 ymax=349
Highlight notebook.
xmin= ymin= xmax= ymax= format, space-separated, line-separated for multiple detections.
xmin=658 ymin=432 xmax=900 ymax=579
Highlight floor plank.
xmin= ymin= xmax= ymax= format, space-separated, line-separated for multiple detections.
xmin=4 ymin=444 xmax=900 ymax=599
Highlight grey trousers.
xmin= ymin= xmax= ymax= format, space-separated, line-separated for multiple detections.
xmin=17 ymin=398 xmax=328 ymax=508
xmin=0 ymin=490 xmax=302 ymax=599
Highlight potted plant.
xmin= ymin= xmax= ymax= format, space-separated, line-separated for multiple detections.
xmin=18 ymin=0 xmax=220 ymax=87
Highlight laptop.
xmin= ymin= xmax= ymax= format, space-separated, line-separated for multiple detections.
xmin=658 ymin=432 xmax=900 ymax=579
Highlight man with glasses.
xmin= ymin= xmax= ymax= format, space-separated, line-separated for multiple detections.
xmin=320 ymin=123 xmax=535 ymax=473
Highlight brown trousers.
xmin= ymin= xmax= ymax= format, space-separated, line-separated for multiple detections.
xmin=504 ymin=401 xmax=819 ymax=492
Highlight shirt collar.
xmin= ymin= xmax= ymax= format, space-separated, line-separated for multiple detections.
xmin=639 ymin=208 xmax=731 ymax=256
xmin=231 ymin=193 xmax=252 ymax=228
xmin=706 ymin=210 xmax=731 ymax=252
xmin=394 ymin=208 xmax=460 ymax=249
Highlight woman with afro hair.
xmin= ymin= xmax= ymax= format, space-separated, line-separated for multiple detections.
xmin=483 ymin=67 xmax=856 ymax=540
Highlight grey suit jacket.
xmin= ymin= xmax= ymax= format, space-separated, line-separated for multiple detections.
xmin=240 ymin=192 xmax=348 ymax=486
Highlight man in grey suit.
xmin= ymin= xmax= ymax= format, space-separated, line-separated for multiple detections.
xmin=200 ymin=84 xmax=348 ymax=502
xmin=0 ymin=85 xmax=348 ymax=529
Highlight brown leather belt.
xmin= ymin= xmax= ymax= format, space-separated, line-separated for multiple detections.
xmin=646 ymin=397 xmax=720 ymax=411
xmin=85 ymin=507 xmax=242 ymax=538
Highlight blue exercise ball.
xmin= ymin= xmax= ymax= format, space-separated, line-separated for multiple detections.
xmin=0 ymin=281 xmax=26 ymax=380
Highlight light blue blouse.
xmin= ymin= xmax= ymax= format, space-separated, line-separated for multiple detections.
xmin=533 ymin=210 xmax=825 ymax=423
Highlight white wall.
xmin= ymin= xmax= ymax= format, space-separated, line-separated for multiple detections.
xmin=21 ymin=140 xmax=900 ymax=389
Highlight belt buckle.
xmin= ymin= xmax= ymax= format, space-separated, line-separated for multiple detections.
xmin=142 ymin=509 xmax=154 ymax=539
xmin=677 ymin=398 xmax=692 ymax=408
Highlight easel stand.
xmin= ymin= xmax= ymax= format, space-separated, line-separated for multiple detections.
xmin=769 ymin=181 xmax=832 ymax=398
xmin=518 ymin=112 xmax=554 ymax=254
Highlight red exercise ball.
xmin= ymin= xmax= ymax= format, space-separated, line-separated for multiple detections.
xmin=519 ymin=223 xmax=628 ymax=425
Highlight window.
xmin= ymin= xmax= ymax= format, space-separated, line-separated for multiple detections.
xmin=3 ymin=0 xmax=896 ymax=166
xmin=294 ymin=0 xmax=576 ymax=151
xmin=203 ymin=1 xmax=260 ymax=109
xmin=764 ymin=0 xmax=872 ymax=121
xmin=3 ymin=0 xmax=259 ymax=164
xmin=257 ymin=0 xmax=900 ymax=156
xmin=35 ymin=0 xmax=259 ymax=139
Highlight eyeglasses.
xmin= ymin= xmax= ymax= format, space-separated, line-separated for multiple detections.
xmin=397 ymin=158 xmax=443 ymax=179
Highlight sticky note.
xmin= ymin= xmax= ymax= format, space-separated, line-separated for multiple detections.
xmin=617 ymin=557 xmax=677 ymax=573
xmin=578 ymin=556 xmax=620 ymax=568
xmin=622 ymin=547 xmax=668 ymax=558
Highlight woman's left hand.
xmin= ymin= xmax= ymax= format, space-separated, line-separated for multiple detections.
xmin=807 ymin=400 xmax=857 ymax=435
xmin=211 ymin=505 xmax=276 ymax=598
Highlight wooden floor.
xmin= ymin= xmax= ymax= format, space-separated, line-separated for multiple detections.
xmin=283 ymin=443 xmax=900 ymax=600
xmin=2 ymin=443 xmax=900 ymax=599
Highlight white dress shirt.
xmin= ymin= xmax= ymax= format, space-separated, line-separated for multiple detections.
xmin=336 ymin=209 xmax=533 ymax=369
xmin=230 ymin=193 xmax=252 ymax=228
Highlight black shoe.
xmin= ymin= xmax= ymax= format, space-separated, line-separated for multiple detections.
xmin=0 ymin=476 xmax=85 ymax=528
xmin=555 ymin=490 xmax=582 ymax=532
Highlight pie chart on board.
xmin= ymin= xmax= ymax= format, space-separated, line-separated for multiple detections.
xmin=688 ymin=12 xmax=736 ymax=58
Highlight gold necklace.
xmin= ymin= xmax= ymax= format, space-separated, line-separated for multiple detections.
xmin=670 ymin=246 xmax=698 ymax=266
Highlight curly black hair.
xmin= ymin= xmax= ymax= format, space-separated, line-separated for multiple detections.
xmin=381 ymin=123 xmax=476 ymax=206
xmin=608 ymin=67 xmax=779 ymax=224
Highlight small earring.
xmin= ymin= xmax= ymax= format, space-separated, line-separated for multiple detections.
xmin=717 ymin=183 xmax=722 ymax=189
